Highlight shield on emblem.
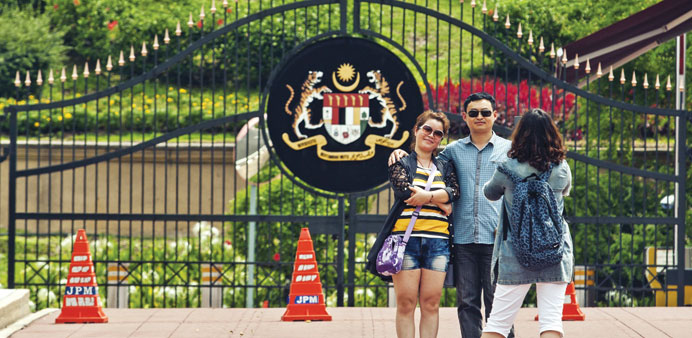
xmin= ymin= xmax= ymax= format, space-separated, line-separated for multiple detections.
xmin=322 ymin=93 xmax=370 ymax=145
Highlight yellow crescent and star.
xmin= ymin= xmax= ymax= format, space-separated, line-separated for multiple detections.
xmin=282 ymin=63 xmax=409 ymax=161
xmin=332 ymin=63 xmax=360 ymax=92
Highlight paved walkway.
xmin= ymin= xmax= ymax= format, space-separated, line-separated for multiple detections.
xmin=10 ymin=307 xmax=692 ymax=338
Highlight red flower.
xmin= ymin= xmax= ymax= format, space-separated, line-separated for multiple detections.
xmin=217 ymin=19 xmax=224 ymax=26
xmin=53 ymin=4 xmax=58 ymax=10
xmin=73 ymin=0 xmax=80 ymax=5
xmin=226 ymin=8 xmax=232 ymax=13
xmin=273 ymin=253 xmax=280 ymax=261
xmin=107 ymin=20 xmax=118 ymax=31
xmin=196 ymin=20 xmax=203 ymax=29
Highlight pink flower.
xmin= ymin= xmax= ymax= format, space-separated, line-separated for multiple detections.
xmin=196 ymin=20 xmax=203 ymax=29
xmin=273 ymin=253 xmax=280 ymax=261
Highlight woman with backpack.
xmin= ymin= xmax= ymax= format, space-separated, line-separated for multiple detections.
xmin=366 ymin=110 xmax=460 ymax=338
xmin=481 ymin=108 xmax=573 ymax=338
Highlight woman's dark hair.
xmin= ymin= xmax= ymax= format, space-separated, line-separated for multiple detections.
xmin=507 ymin=108 xmax=566 ymax=171
xmin=409 ymin=110 xmax=450 ymax=153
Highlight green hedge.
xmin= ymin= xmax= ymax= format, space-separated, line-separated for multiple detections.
xmin=0 ymin=5 xmax=68 ymax=97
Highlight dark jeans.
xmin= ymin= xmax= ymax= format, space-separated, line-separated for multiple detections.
xmin=453 ymin=243 xmax=514 ymax=338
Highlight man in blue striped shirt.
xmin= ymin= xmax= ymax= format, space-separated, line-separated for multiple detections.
xmin=390 ymin=92 xmax=512 ymax=338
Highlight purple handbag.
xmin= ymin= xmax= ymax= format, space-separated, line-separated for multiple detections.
xmin=376 ymin=163 xmax=438 ymax=276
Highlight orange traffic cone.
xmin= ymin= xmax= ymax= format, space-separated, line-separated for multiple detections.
xmin=535 ymin=281 xmax=585 ymax=321
xmin=281 ymin=228 xmax=332 ymax=321
xmin=55 ymin=229 xmax=108 ymax=323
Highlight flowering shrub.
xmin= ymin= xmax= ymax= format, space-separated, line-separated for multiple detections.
xmin=423 ymin=77 xmax=576 ymax=125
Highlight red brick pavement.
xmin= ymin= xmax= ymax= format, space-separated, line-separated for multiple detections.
xmin=10 ymin=307 xmax=692 ymax=337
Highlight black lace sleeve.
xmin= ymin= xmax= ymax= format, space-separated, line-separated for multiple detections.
xmin=443 ymin=161 xmax=460 ymax=202
xmin=388 ymin=162 xmax=412 ymax=200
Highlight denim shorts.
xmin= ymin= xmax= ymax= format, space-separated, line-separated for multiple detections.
xmin=402 ymin=237 xmax=450 ymax=272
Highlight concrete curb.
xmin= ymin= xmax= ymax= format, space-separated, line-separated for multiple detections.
xmin=0 ymin=308 xmax=58 ymax=338
xmin=0 ymin=290 xmax=30 ymax=330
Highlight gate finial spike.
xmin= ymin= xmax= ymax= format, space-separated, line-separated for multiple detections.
xmin=504 ymin=14 xmax=510 ymax=29
xmin=200 ymin=5 xmax=205 ymax=20
xmin=665 ymin=75 xmax=672 ymax=91
xmin=164 ymin=29 xmax=171 ymax=44
xmin=72 ymin=65 xmax=78 ymax=81
xmin=516 ymin=23 xmax=522 ymax=38
xmin=83 ymin=62 xmax=90 ymax=78
xmin=119 ymin=50 xmax=125 ymax=66
xmin=549 ymin=43 xmax=555 ymax=58
xmin=573 ymin=53 xmax=579 ymax=69
xmin=153 ymin=35 xmax=159 ymax=50
xmin=95 ymin=59 xmax=102 ymax=75
xmin=60 ymin=67 xmax=67 ymax=83
xmin=655 ymin=74 xmax=660 ymax=90
xmin=643 ymin=73 xmax=649 ymax=89
xmin=471 ymin=0 xmax=476 ymax=8
xmin=14 ymin=71 xmax=21 ymax=87
xmin=538 ymin=36 xmax=544 ymax=52
xmin=585 ymin=59 xmax=591 ymax=74
xmin=129 ymin=45 xmax=136 ymax=62
xmin=492 ymin=4 xmax=499 ymax=21
xmin=561 ymin=48 xmax=567 ymax=64
xmin=608 ymin=66 xmax=614 ymax=82
xmin=188 ymin=13 xmax=194 ymax=28
xmin=106 ymin=55 xmax=113 ymax=71
xmin=176 ymin=21 xmax=182 ymax=36
xmin=223 ymin=0 xmax=229 ymax=8
xmin=37 ymin=70 xmax=43 ymax=86
xmin=211 ymin=0 xmax=217 ymax=14
xmin=141 ymin=41 xmax=148 ymax=56
xmin=48 ymin=69 xmax=55 ymax=85
xmin=619 ymin=68 xmax=625 ymax=84
xmin=481 ymin=0 xmax=487 ymax=14
xmin=596 ymin=62 xmax=602 ymax=77
xmin=631 ymin=71 xmax=637 ymax=86
xmin=24 ymin=70 xmax=31 ymax=87
xmin=528 ymin=30 xmax=533 ymax=46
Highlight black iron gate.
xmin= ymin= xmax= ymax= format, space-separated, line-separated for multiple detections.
xmin=2 ymin=0 xmax=689 ymax=309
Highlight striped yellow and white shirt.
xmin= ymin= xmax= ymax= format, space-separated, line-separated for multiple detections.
xmin=392 ymin=165 xmax=450 ymax=239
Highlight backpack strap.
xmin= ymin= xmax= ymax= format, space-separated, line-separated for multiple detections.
xmin=537 ymin=162 xmax=555 ymax=181
xmin=496 ymin=164 xmax=522 ymax=184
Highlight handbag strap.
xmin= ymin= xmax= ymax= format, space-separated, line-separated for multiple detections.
xmin=402 ymin=162 xmax=438 ymax=244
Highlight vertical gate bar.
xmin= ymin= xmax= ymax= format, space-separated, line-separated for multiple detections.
xmin=337 ymin=196 xmax=345 ymax=306
xmin=353 ymin=0 xmax=360 ymax=32
xmin=675 ymin=107 xmax=687 ymax=306
xmin=347 ymin=194 xmax=357 ymax=306
xmin=8 ymin=107 xmax=17 ymax=288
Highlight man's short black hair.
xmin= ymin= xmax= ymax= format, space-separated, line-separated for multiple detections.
xmin=463 ymin=92 xmax=496 ymax=112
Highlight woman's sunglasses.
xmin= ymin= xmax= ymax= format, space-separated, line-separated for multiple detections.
xmin=466 ymin=109 xmax=493 ymax=118
xmin=418 ymin=124 xmax=445 ymax=139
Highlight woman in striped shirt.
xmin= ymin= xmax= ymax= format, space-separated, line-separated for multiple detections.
xmin=386 ymin=111 xmax=460 ymax=338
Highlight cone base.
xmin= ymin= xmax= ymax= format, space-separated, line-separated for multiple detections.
xmin=562 ymin=305 xmax=585 ymax=321
xmin=281 ymin=305 xmax=332 ymax=321
xmin=55 ymin=310 xmax=108 ymax=324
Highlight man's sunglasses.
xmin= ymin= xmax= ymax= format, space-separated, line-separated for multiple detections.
xmin=418 ymin=124 xmax=445 ymax=139
xmin=467 ymin=109 xmax=493 ymax=118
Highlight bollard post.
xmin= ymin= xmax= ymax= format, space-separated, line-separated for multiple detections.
xmin=107 ymin=263 xmax=129 ymax=308
xmin=201 ymin=264 xmax=223 ymax=308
